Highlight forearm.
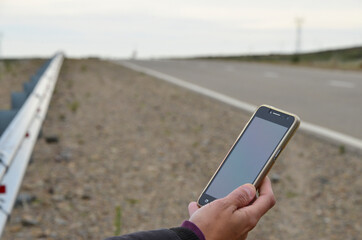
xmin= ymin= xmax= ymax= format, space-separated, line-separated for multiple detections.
xmin=105 ymin=223 xmax=202 ymax=240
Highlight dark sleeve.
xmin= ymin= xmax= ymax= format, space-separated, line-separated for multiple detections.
xmin=104 ymin=227 xmax=200 ymax=240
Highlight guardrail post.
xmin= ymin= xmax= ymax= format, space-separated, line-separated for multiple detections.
xmin=10 ymin=92 xmax=27 ymax=110
xmin=0 ymin=110 xmax=18 ymax=136
xmin=23 ymin=81 xmax=37 ymax=97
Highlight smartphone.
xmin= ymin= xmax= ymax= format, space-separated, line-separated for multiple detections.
xmin=197 ymin=105 xmax=300 ymax=206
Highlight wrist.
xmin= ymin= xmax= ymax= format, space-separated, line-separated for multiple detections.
xmin=181 ymin=220 xmax=206 ymax=240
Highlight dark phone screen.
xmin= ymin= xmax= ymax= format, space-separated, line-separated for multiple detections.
xmin=204 ymin=116 xmax=288 ymax=199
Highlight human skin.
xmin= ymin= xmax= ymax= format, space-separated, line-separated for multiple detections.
xmin=188 ymin=177 xmax=276 ymax=240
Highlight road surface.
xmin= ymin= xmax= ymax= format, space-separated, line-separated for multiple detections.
xmin=121 ymin=59 xmax=362 ymax=140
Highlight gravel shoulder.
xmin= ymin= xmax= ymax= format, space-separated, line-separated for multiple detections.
xmin=2 ymin=59 xmax=361 ymax=240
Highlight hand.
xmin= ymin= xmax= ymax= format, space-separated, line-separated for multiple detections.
xmin=188 ymin=177 xmax=275 ymax=240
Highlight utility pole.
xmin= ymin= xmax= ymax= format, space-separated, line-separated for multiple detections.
xmin=0 ymin=32 xmax=3 ymax=60
xmin=292 ymin=18 xmax=303 ymax=63
xmin=295 ymin=18 xmax=303 ymax=54
xmin=131 ymin=49 xmax=137 ymax=59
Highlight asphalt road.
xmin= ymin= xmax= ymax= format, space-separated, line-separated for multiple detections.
xmin=123 ymin=60 xmax=362 ymax=140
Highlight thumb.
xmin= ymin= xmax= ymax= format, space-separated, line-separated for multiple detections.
xmin=226 ymin=184 xmax=256 ymax=208
xmin=188 ymin=202 xmax=199 ymax=217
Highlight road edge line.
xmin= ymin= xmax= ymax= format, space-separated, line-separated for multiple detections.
xmin=118 ymin=61 xmax=362 ymax=151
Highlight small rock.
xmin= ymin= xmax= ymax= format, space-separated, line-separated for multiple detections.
xmin=54 ymin=217 xmax=67 ymax=225
xmin=21 ymin=215 xmax=38 ymax=227
xmin=15 ymin=193 xmax=36 ymax=207
xmin=45 ymin=135 xmax=59 ymax=144
xmin=55 ymin=149 xmax=72 ymax=162
xmin=34 ymin=180 xmax=44 ymax=188
xmin=48 ymin=187 xmax=54 ymax=194
xmin=57 ymin=202 xmax=72 ymax=212
xmin=318 ymin=177 xmax=329 ymax=185
xmin=51 ymin=194 xmax=65 ymax=202
xmin=81 ymin=193 xmax=91 ymax=200
xmin=42 ymin=229 xmax=52 ymax=237
xmin=70 ymin=222 xmax=82 ymax=229
xmin=75 ymin=188 xmax=91 ymax=200
xmin=271 ymin=173 xmax=281 ymax=183
xmin=8 ymin=224 xmax=22 ymax=233
xmin=89 ymin=213 xmax=97 ymax=222
xmin=50 ymin=232 xmax=58 ymax=238
xmin=31 ymin=228 xmax=43 ymax=237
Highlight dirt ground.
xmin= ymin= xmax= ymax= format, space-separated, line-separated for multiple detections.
xmin=0 ymin=59 xmax=44 ymax=109
xmin=1 ymin=59 xmax=361 ymax=240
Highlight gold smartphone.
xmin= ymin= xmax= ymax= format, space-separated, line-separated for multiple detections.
xmin=197 ymin=105 xmax=300 ymax=206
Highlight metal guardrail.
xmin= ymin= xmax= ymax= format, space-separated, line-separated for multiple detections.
xmin=0 ymin=53 xmax=64 ymax=237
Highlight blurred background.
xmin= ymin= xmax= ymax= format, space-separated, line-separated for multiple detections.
xmin=0 ymin=1 xmax=361 ymax=240
xmin=0 ymin=0 xmax=361 ymax=58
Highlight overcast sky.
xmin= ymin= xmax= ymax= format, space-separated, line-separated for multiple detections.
xmin=0 ymin=0 xmax=361 ymax=58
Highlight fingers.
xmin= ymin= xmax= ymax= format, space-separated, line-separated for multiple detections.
xmin=188 ymin=202 xmax=200 ymax=217
xmin=244 ymin=177 xmax=276 ymax=219
xmin=226 ymin=184 xmax=256 ymax=209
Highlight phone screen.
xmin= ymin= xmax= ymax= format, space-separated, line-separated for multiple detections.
xmin=203 ymin=115 xmax=289 ymax=200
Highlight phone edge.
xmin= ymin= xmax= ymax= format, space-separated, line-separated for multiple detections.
xmin=252 ymin=105 xmax=300 ymax=189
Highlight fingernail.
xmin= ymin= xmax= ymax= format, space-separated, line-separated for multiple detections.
xmin=244 ymin=184 xmax=255 ymax=199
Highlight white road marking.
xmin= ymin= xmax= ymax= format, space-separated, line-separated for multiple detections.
xmin=329 ymin=80 xmax=355 ymax=88
xmin=118 ymin=61 xmax=362 ymax=151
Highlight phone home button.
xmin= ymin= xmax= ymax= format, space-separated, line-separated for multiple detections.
xmin=204 ymin=199 xmax=209 ymax=203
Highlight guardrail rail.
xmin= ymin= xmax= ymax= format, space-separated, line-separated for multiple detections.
xmin=0 ymin=53 xmax=64 ymax=237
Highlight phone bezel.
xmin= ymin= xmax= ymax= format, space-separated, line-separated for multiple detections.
xmin=197 ymin=105 xmax=300 ymax=206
